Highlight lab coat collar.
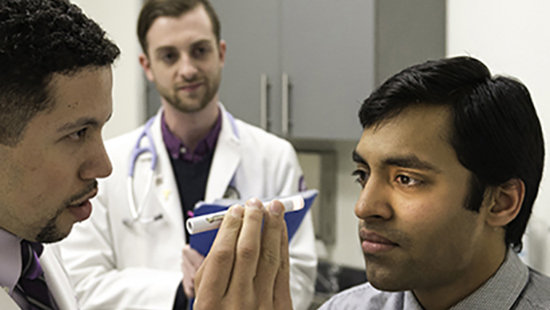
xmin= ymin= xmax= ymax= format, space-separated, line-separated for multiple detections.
xmin=144 ymin=108 xmax=186 ymax=232
xmin=40 ymin=244 xmax=79 ymax=310
xmin=204 ymin=102 xmax=241 ymax=202
xmin=144 ymin=103 xmax=241 ymax=209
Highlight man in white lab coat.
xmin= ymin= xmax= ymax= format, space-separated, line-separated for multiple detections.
xmin=0 ymin=0 xmax=120 ymax=309
xmin=59 ymin=0 xmax=317 ymax=309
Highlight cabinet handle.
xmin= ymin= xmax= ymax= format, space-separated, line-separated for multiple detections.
xmin=282 ymin=72 xmax=290 ymax=136
xmin=260 ymin=74 xmax=269 ymax=130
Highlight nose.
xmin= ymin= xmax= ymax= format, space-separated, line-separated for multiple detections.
xmin=79 ymin=138 xmax=113 ymax=180
xmin=178 ymin=54 xmax=198 ymax=81
xmin=354 ymin=175 xmax=393 ymax=221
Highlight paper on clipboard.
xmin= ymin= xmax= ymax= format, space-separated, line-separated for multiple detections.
xmin=189 ymin=189 xmax=318 ymax=256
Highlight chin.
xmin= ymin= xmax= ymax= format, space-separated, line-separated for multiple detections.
xmin=368 ymin=279 xmax=408 ymax=292
xmin=366 ymin=269 xmax=408 ymax=292
xmin=35 ymin=219 xmax=73 ymax=244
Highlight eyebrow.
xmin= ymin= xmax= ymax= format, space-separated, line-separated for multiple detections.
xmin=154 ymin=39 xmax=213 ymax=54
xmin=352 ymin=150 xmax=367 ymax=166
xmin=192 ymin=39 xmax=213 ymax=46
xmin=383 ymin=155 xmax=441 ymax=173
xmin=154 ymin=46 xmax=177 ymax=57
xmin=352 ymin=150 xmax=441 ymax=173
xmin=56 ymin=114 xmax=112 ymax=133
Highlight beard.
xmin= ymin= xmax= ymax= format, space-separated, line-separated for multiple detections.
xmin=158 ymin=70 xmax=221 ymax=114
xmin=35 ymin=213 xmax=65 ymax=243
xmin=35 ymin=180 xmax=98 ymax=243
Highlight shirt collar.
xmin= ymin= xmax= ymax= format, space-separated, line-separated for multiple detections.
xmin=0 ymin=229 xmax=22 ymax=295
xmin=404 ymin=248 xmax=528 ymax=309
xmin=450 ymin=248 xmax=528 ymax=309
xmin=161 ymin=108 xmax=222 ymax=164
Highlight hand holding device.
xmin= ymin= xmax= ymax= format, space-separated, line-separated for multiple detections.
xmin=193 ymin=198 xmax=293 ymax=310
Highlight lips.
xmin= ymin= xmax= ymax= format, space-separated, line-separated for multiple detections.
xmin=66 ymin=188 xmax=98 ymax=223
xmin=68 ymin=188 xmax=98 ymax=208
xmin=360 ymin=229 xmax=398 ymax=254
xmin=178 ymin=82 xmax=203 ymax=92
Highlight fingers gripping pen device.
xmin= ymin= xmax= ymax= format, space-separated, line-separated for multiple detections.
xmin=186 ymin=195 xmax=305 ymax=235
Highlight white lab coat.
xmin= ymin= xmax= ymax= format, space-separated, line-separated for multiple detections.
xmin=0 ymin=245 xmax=79 ymax=310
xmin=60 ymin=103 xmax=317 ymax=310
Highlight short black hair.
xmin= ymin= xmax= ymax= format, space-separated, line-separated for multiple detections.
xmin=359 ymin=56 xmax=544 ymax=252
xmin=0 ymin=0 xmax=120 ymax=146
xmin=137 ymin=0 xmax=220 ymax=55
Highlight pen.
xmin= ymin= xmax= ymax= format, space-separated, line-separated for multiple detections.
xmin=186 ymin=195 xmax=305 ymax=235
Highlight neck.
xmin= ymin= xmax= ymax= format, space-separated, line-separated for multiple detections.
xmin=413 ymin=235 xmax=507 ymax=310
xmin=162 ymin=99 xmax=220 ymax=152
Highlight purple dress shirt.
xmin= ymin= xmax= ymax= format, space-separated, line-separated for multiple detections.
xmin=161 ymin=109 xmax=222 ymax=164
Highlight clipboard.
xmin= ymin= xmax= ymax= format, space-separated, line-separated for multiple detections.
xmin=189 ymin=189 xmax=318 ymax=256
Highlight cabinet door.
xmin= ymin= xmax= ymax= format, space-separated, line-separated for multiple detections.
xmin=281 ymin=0 xmax=375 ymax=140
xmin=210 ymin=0 xmax=281 ymax=132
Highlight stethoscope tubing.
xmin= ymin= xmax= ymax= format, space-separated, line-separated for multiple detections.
xmin=124 ymin=110 xmax=240 ymax=226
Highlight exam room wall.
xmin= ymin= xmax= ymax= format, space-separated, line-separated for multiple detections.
xmin=71 ymin=0 xmax=145 ymax=139
xmin=70 ymin=0 xmax=550 ymax=274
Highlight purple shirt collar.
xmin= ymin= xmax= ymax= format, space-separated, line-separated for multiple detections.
xmin=161 ymin=108 xmax=222 ymax=164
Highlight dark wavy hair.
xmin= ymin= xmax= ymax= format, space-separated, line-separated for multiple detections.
xmin=359 ymin=56 xmax=544 ymax=252
xmin=0 ymin=0 xmax=120 ymax=146
xmin=137 ymin=0 xmax=220 ymax=55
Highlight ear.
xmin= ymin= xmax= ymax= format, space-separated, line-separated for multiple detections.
xmin=485 ymin=178 xmax=525 ymax=227
xmin=138 ymin=53 xmax=155 ymax=82
xmin=218 ymin=39 xmax=227 ymax=67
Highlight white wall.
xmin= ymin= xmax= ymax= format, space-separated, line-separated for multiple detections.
xmin=71 ymin=0 xmax=145 ymax=139
xmin=447 ymin=0 xmax=550 ymax=275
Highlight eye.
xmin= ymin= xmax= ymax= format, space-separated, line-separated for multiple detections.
xmin=160 ymin=52 xmax=178 ymax=64
xmin=352 ymin=169 xmax=369 ymax=188
xmin=193 ymin=45 xmax=211 ymax=58
xmin=395 ymin=174 xmax=421 ymax=187
xmin=67 ymin=128 xmax=87 ymax=141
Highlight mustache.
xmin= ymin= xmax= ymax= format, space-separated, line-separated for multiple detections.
xmin=66 ymin=180 xmax=98 ymax=206
xmin=176 ymin=77 xmax=203 ymax=86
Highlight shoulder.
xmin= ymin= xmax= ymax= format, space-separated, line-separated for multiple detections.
xmin=516 ymin=268 xmax=550 ymax=309
xmin=319 ymin=283 xmax=404 ymax=310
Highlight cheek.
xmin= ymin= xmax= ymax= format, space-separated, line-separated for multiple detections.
xmin=399 ymin=196 xmax=481 ymax=262
xmin=395 ymin=194 xmax=470 ymax=243
xmin=19 ymin=162 xmax=74 ymax=214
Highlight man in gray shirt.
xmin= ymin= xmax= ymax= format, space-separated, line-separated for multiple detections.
xmin=191 ymin=56 xmax=550 ymax=310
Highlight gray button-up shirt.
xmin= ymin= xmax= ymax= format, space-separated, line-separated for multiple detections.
xmin=319 ymin=249 xmax=550 ymax=309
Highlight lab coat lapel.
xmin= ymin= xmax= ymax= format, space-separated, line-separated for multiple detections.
xmin=148 ymin=110 xmax=185 ymax=233
xmin=40 ymin=245 xmax=79 ymax=310
xmin=0 ymin=245 xmax=76 ymax=310
xmin=0 ymin=289 xmax=20 ymax=310
xmin=205 ymin=103 xmax=241 ymax=202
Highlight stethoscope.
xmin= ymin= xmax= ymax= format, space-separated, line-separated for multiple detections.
xmin=123 ymin=111 xmax=241 ymax=226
